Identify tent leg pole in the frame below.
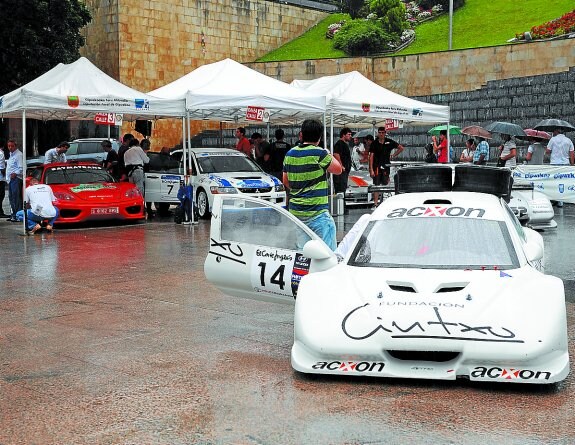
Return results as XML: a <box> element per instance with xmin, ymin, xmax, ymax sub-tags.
<box><xmin>21</xmin><ymin>110</ymin><xmax>27</xmax><ymax>234</ymax></box>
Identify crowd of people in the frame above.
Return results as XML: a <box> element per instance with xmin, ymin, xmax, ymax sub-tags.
<box><xmin>1</xmin><ymin>121</ymin><xmax>573</xmax><ymax>236</ymax></box>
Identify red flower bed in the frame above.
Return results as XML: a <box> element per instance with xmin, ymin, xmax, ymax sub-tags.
<box><xmin>530</xmin><ymin>9</ymin><xmax>575</xmax><ymax>39</ymax></box>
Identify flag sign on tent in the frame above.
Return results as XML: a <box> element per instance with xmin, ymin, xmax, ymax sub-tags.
<box><xmin>385</xmin><ymin>119</ymin><xmax>401</xmax><ymax>131</ymax></box>
<box><xmin>246</xmin><ymin>106</ymin><xmax>270</xmax><ymax>122</ymax></box>
<box><xmin>94</xmin><ymin>113</ymin><xmax>123</xmax><ymax>126</ymax></box>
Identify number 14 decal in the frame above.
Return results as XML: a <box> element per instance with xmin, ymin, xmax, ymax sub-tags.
<box><xmin>258</xmin><ymin>262</ymin><xmax>286</xmax><ymax>289</ymax></box>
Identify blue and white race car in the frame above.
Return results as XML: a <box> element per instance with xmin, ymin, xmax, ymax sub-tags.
<box><xmin>204</xmin><ymin>165</ymin><xmax>569</xmax><ymax>385</ymax></box>
<box><xmin>145</xmin><ymin>148</ymin><xmax>286</xmax><ymax>218</ymax></box>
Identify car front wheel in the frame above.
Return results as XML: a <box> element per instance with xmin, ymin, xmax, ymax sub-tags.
<box><xmin>196</xmin><ymin>189</ymin><xmax>210</xmax><ymax>219</ymax></box>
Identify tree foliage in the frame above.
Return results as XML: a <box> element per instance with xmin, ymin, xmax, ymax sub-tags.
<box><xmin>369</xmin><ymin>0</ymin><xmax>409</xmax><ymax>35</ymax></box>
<box><xmin>337</xmin><ymin>0</ymin><xmax>367</xmax><ymax>19</ymax></box>
<box><xmin>333</xmin><ymin>19</ymin><xmax>395</xmax><ymax>55</ymax></box>
<box><xmin>0</xmin><ymin>0</ymin><xmax>91</xmax><ymax>95</ymax></box>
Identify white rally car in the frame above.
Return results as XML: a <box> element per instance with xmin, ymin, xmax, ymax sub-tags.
<box><xmin>509</xmin><ymin>185</ymin><xmax>557</xmax><ymax>230</ymax></box>
<box><xmin>145</xmin><ymin>148</ymin><xmax>286</xmax><ymax>217</ymax></box>
<box><xmin>204</xmin><ymin>166</ymin><xmax>569</xmax><ymax>385</ymax></box>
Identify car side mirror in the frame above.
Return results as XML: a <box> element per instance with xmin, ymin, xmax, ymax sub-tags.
<box><xmin>524</xmin><ymin>241</ymin><xmax>543</xmax><ymax>263</ymax></box>
<box><xmin>303</xmin><ymin>240</ymin><xmax>338</xmax><ymax>273</ymax></box>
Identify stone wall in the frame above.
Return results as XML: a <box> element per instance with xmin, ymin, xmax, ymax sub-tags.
<box><xmin>80</xmin><ymin>0</ymin><xmax>328</xmax><ymax>148</ymax></box>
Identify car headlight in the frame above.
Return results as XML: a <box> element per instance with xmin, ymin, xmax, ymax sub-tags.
<box><xmin>125</xmin><ymin>188</ymin><xmax>142</xmax><ymax>198</ymax></box>
<box><xmin>274</xmin><ymin>184</ymin><xmax>285</xmax><ymax>192</ymax></box>
<box><xmin>54</xmin><ymin>191</ymin><xmax>75</xmax><ymax>201</ymax></box>
<box><xmin>210</xmin><ymin>186</ymin><xmax>237</xmax><ymax>194</ymax></box>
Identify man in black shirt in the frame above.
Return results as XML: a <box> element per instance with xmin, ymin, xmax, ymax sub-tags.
<box><xmin>333</xmin><ymin>127</ymin><xmax>352</xmax><ymax>194</ymax></box>
<box><xmin>369</xmin><ymin>127</ymin><xmax>404</xmax><ymax>207</ymax></box>
<box><xmin>101</xmin><ymin>140</ymin><xmax>119</xmax><ymax>180</ymax></box>
<box><xmin>267</xmin><ymin>129</ymin><xmax>291</xmax><ymax>180</ymax></box>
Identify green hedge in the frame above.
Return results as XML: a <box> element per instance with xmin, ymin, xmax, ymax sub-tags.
<box><xmin>333</xmin><ymin>19</ymin><xmax>395</xmax><ymax>55</ymax></box>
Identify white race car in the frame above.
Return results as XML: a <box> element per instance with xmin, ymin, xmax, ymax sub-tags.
<box><xmin>145</xmin><ymin>148</ymin><xmax>286</xmax><ymax>218</ymax></box>
<box><xmin>204</xmin><ymin>166</ymin><xmax>569</xmax><ymax>385</ymax></box>
<box><xmin>509</xmin><ymin>185</ymin><xmax>557</xmax><ymax>230</ymax></box>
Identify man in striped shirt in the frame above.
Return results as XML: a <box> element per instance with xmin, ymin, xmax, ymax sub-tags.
<box><xmin>283</xmin><ymin>119</ymin><xmax>343</xmax><ymax>251</ymax></box>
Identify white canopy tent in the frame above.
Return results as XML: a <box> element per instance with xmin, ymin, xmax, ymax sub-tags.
<box><xmin>0</xmin><ymin>57</ymin><xmax>185</xmax><ymax>231</ymax></box>
<box><xmin>0</xmin><ymin>57</ymin><xmax>185</xmax><ymax>120</ymax></box>
<box><xmin>150</xmin><ymin>58</ymin><xmax>326</xmax><ymax>123</ymax></box>
<box><xmin>291</xmin><ymin>71</ymin><xmax>449</xmax><ymax>126</ymax></box>
<box><xmin>150</xmin><ymin>58</ymin><xmax>328</xmax><ymax>223</ymax></box>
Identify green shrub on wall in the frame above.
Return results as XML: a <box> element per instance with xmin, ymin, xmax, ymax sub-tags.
<box><xmin>369</xmin><ymin>0</ymin><xmax>408</xmax><ymax>35</ymax></box>
<box><xmin>333</xmin><ymin>19</ymin><xmax>395</xmax><ymax>55</ymax></box>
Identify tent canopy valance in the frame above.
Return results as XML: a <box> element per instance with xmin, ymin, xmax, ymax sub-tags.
<box><xmin>149</xmin><ymin>58</ymin><xmax>326</xmax><ymax>124</ymax></box>
<box><xmin>291</xmin><ymin>71</ymin><xmax>449</xmax><ymax>126</ymax></box>
<box><xmin>0</xmin><ymin>57</ymin><xmax>185</xmax><ymax>120</ymax></box>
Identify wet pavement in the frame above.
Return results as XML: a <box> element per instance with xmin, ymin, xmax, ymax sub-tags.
<box><xmin>0</xmin><ymin>206</ymin><xmax>574</xmax><ymax>444</ymax></box>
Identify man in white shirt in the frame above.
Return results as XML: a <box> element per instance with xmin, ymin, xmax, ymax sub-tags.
<box><xmin>546</xmin><ymin>129</ymin><xmax>574</xmax><ymax>166</ymax></box>
<box><xmin>545</xmin><ymin>129</ymin><xmax>574</xmax><ymax>207</ymax></box>
<box><xmin>123</xmin><ymin>138</ymin><xmax>149</xmax><ymax>197</ymax></box>
<box><xmin>44</xmin><ymin>142</ymin><xmax>70</xmax><ymax>164</ymax></box>
<box><xmin>24</xmin><ymin>177</ymin><xmax>59</xmax><ymax>233</ymax></box>
<box><xmin>6</xmin><ymin>139</ymin><xmax>23</xmax><ymax>222</ymax></box>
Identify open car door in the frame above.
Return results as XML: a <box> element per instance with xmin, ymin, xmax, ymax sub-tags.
<box><xmin>204</xmin><ymin>196</ymin><xmax>334</xmax><ymax>304</ymax></box>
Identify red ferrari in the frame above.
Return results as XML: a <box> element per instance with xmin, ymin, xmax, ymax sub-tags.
<box><xmin>26</xmin><ymin>162</ymin><xmax>145</xmax><ymax>224</ymax></box>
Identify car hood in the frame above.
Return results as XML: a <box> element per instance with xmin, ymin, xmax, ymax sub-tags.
<box><xmin>296</xmin><ymin>265</ymin><xmax>565</xmax><ymax>352</ymax></box>
<box><xmin>53</xmin><ymin>183</ymin><xmax>134</xmax><ymax>201</ymax></box>
<box><xmin>207</xmin><ymin>173</ymin><xmax>281</xmax><ymax>189</ymax></box>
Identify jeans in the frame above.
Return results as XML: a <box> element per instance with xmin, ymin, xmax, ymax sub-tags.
<box><xmin>26</xmin><ymin>208</ymin><xmax>59</xmax><ymax>231</ymax></box>
<box><xmin>304</xmin><ymin>210</ymin><xmax>337</xmax><ymax>251</ymax></box>
<box><xmin>8</xmin><ymin>177</ymin><xmax>23</xmax><ymax>217</ymax></box>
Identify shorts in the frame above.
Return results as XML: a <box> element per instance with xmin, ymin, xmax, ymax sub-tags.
<box><xmin>372</xmin><ymin>167</ymin><xmax>390</xmax><ymax>186</ymax></box>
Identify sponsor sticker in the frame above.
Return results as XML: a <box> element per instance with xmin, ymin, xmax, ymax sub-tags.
<box><xmin>471</xmin><ymin>366</ymin><xmax>551</xmax><ymax>381</ymax></box>
<box><xmin>386</xmin><ymin>206</ymin><xmax>486</xmax><ymax>219</ymax></box>
<box><xmin>312</xmin><ymin>361</ymin><xmax>385</xmax><ymax>373</ymax></box>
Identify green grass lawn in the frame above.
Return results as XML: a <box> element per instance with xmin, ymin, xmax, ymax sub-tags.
<box><xmin>257</xmin><ymin>13</ymin><xmax>348</xmax><ymax>62</ymax></box>
<box><xmin>258</xmin><ymin>0</ymin><xmax>574</xmax><ymax>61</ymax></box>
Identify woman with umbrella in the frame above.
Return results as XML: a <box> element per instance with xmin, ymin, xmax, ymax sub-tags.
<box><xmin>523</xmin><ymin>129</ymin><xmax>551</xmax><ymax>165</ymax></box>
<box><xmin>498</xmin><ymin>134</ymin><xmax>517</xmax><ymax>168</ymax></box>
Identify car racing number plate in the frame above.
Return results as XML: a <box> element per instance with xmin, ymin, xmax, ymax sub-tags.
<box><xmin>250</xmin><ymin>248</ymin><xmax>310</xmax><ymax>299</ymax></box>
<box><xmin>161</xmin><ymin>175</ymin><xmax>182</xmax><ymax>200</ymax></box>
<box><xmin>91</xmin><ymin>207</ymin><xmax>119</xmax><ymax>215</ymax></box>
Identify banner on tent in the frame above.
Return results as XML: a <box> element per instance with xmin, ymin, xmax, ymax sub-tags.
<box><xmin>246</xmin><ymin>106</ymin><xmax>270</xmax><ymax>122</ymax></box>
<box><xmin>385</xmin><ymin>119</ymin><xmax>401</xmax><ymax>131</ymax></box>
<box><xmin>94</xmin><ymin>113</ymin><xmax>123</xmax><ymax>126</ymax></box>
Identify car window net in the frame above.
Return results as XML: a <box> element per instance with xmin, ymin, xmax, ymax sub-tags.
<box><xmin>198</xmin><ymin>155</ymin><xmax>260</xmax><ymax>174</ymax></box>
<box><xmin>45</xmin><ymin>167</ymin><xmax>115</xmax><ymax>184</ymax></box>
<box><xmin>349</xmin><ymin>218</ymin><xmax>519</xmax><ymax>270</ymax></box>
<box><xmin>221</xmin><ymin>198</ymin><xmax>311</xmax><ymax>250</ymax></box>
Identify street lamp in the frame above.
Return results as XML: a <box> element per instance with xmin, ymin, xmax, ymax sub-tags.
<box><xmin>448</xmin><ymin>0</ymin><xmax>453</xmax><ymax>50</ymax></box>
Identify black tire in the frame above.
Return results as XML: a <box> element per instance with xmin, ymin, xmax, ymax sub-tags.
<box><xmin>196</xmin><ymin>189</ymin><xmax>211</xmax><ymax>219</ymax></box>
<box><xmin>395</xmin><ymin>165</ymin><xmax>453</xmax><ymax>194</ymax></box>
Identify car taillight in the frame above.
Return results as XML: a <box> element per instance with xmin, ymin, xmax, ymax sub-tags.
<box><xmin>350</xmin><ymin>176</ymin><xmax>369</xmax><ymax>187</ymax></box>
<box><xmin>54</xmin><ymin>191</ymin><xmax>75</xmax><ymax>201</ymax></box>
<box><xmin>125</xmin><ymin>188</ymin><xmax>142</xmax><ymax>198</ymax></box>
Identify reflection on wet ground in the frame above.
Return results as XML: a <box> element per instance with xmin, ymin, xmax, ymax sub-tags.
<box><xmin>0</xmin><ymin>206</ymin><xmax>573</xmax><ymax>444</ymax></box>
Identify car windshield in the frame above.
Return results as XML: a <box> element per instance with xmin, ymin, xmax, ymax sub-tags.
<box><xmin>197</xmin><ymin>154</ymin><xmax>261</xmax><ymax>174</ymax></box>
<box><xmin>44</xmin><ymin>166</ymin><xmax>115</xmax><ymax>184</ymax></box>
<box><xmin>348</xmin><ymin>217</ymin><xmax>519</xmax><ymax>270</ymax></box>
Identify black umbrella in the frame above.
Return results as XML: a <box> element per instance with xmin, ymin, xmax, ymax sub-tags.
<box><xmin>484</xmin><ymin>121</ymin><xmax>527</xmax><ymax>137</ymax></box>
<box><xmin>533</xmin><ymin>118</ymin><xmax>575</xmax><ymax>133</ymax></box>
<box><xmin>353</xmin><ymin>129</ymin><xmax>375</xmax><ymax>138</ymax></box>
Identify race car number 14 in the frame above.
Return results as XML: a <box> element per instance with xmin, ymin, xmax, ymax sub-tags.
<box><xmin>250</xmin><ymin>248</ymin><xmax>295</xmax><ymax>298</ymax></box>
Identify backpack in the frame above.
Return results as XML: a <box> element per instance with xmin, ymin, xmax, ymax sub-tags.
<box><xmin>424</xmin><ymin>143</ymin><xmax>437</xmax><ymax>163</ymax></box>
